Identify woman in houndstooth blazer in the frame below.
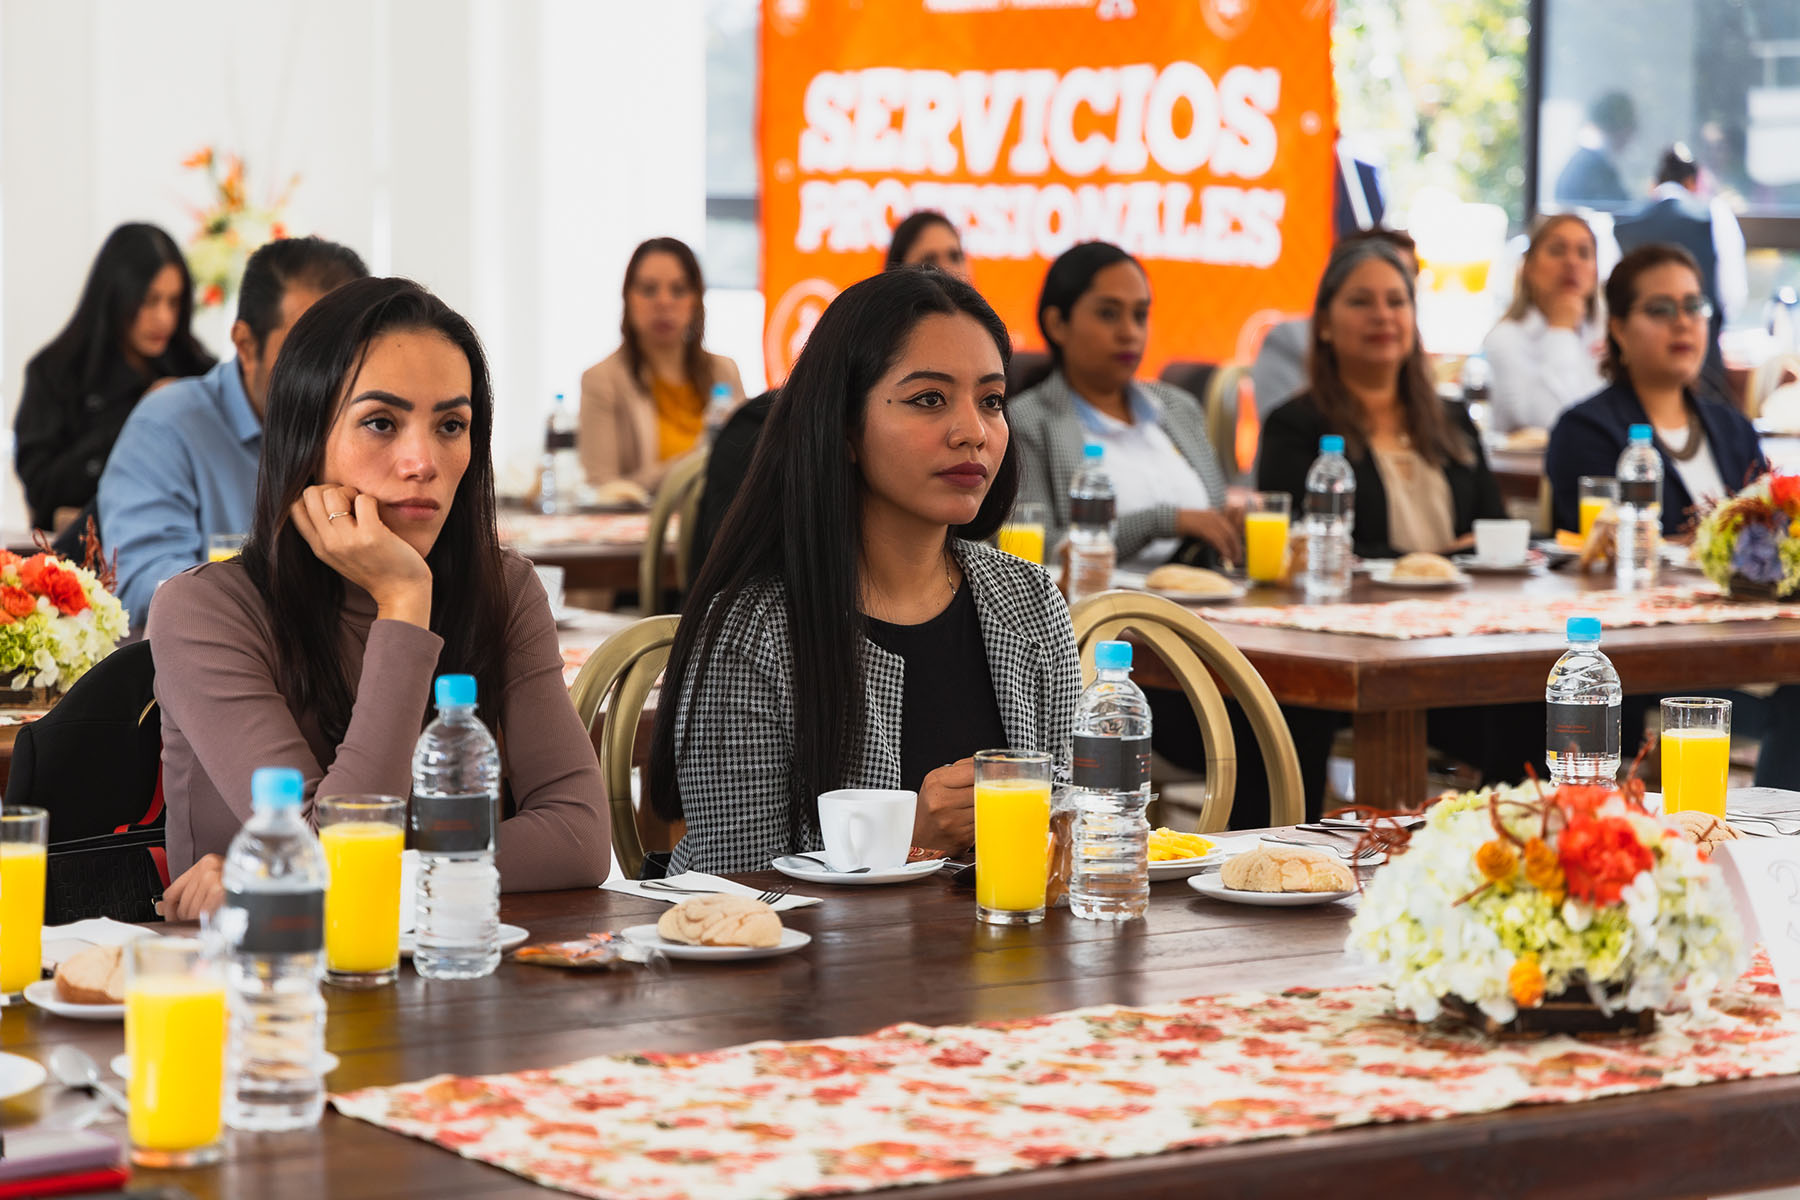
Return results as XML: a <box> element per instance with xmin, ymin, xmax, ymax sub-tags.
<box><xmin>648</xmin><ymin>268</ymin><xmax>1081</xmax><ymax>876</ymax></box>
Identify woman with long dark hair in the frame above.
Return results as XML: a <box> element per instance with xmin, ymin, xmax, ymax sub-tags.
<box><xmin>14</xmin><ymin>222</ymin><xmax>214</xmax><ymax>529</ymax></box>
<box><xmin>650</xmin><ymin>268</ymin><xmax>1080</xmax><ymax>875</ymax></box>
<box><xmin>150</xmin><ymin>277</ymin><xmax>609</xmax><ymax>918</ymax></box>
<box><xmin>579</xmin><ymin>237</ymin><xmax>745</xmax><ymax>490</ymax></box>
<box><xmin>885</xmin><ymin>211</ymin><xmax>972</xmax><ymax>282</ymax></box>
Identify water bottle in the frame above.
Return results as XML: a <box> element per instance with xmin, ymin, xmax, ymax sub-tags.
<box><xmin>1068</xmin><ymin>640</ymin><xmax>1152</xmax><ymax>921</ymax></box>
<box><xmin>221</xmin><ymin>766</ymin><xmax>328</xmax><ymax>1132</ymax></box>
<box><xmin>1615</xmin><ymin>424</ymin><xmax>1661</xmax><ymax>590</ymax></box>
<box><xmin>704</xmin><ymin>381</ymin><xmax>735</xmax><ymax>440</ymax></box>
<box><xmin>1067</xmin><ymin>443</ymin><xmax>1116</xmax><ymax>606</ymax></box>
<box><xmin>1545</xmin><ymin>617</ymin><xmax>1622</xmax><ymax>786</ymax></box>
<box><xmin>1303</xmin><ymin>435</ymin><xmax>1356</xmax><ymax>602</ymax></box>
<box><xmin>411</xmin><ymin>674</ymin><xmax>502</xmax><ymax>981</ymax></box>
<box><xmin>536</xmin><ymin>392</ymin><xmax>579</xmax><ymax>515</ymax></box>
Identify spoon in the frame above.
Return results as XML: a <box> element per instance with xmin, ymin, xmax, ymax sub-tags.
<box><xmin>793</xmin><ymin>853</ymin><xmax>872</xmax><ymax>874</ymax></box>
<box><xmin>48</xmin><ymin>1045</ymin><xmax>129</xmax><ymax>1116</ymax></box>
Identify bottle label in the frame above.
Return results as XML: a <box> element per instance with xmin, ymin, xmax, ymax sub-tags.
<box><xmin>412</xmin><ymin>792</ymin><xmax>497</xmax><ymax>854</ymax></box>
<box><xmin>225</xmin><ymin>888</ymin><xmax>323</xmax><ymax>955</ymax></box>
<box><xmin>545</xmin><ymin>430</ymin><xmax>576</xmax><ymax>452</ymax></box>
<box><xmin>1304</xmin><ymin>491</ymin><xmax>1350</xmax><ymax>518</ymax></box>
<box><xmin>1546</xmin><ymin>702</ymin><xmax>1621</xmax><ymax>759</ymax></box>
<box><xmin>1069</xmin><ymin>496</ymin><xmax>1115</xmax><ymax>526</ymax></box>
<box><xmin>1071</xmin><ymin>733</ymin><xmax>1151</xmax><ymax>791</ymax></box>
<box><xmin>1619</xmin><ymin>479</ymin><xmax>1658</xmax><ymax>507</ymax></box>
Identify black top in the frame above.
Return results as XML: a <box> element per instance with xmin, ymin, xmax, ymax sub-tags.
<box><xmin>13</xmin><ymin>354</ymin><xmax>154</xmax><ymax>530</ymax></box>
<box><xmin>691</xmin><ymin>389</ymin><xmax>775</xmax><ymax>575</ymax></box>
<box><xmin>1256</xmin><ymin>392</ymin><xmax>1506</xmax><ymax>558</ymax></box>
<box><xmin>865</xmin><ymin>582</ymin><xmax>1007</xmax><ymax>795</ymax></box>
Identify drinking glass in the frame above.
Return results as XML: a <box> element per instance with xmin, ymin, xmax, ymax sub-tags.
<box><xmin>206</xmin><ymin>533</ymin><xmax>246</xmax><ymax>563</ymax></box>
<box><xmin>1244</xmin><ymin>493</ymin><xmax>1291</xmax><ymax>583</ymax></box>
<box><xmin>1661</xmin><ymin>697</ymin><xmax>1731</xmax><ymax>819</ymax></box>
<box><xmin>1578</xmin><ymin>477</ymin><xmax>1618</xmax><ymax>543</ymax></box>
<box><xmin>0</xmin><ymin>806</ymin><xmax>48</xmax><ymax>1003</ymax></box>
<box><xmin>996</xmin><ymin>502</ymin><xmax>1049</xmax><ymax>565</ymax></box>
<box><xmin>127</xmin><ymin>936</ymin><xmax>227</xmax><ymax>1167</ymax></box>
<box><xmin>318</xmin><ymin>794</ymin><xmax>406</xmax><ymax>988</ymax></box>
<box><xmin>974</xmin><ymin>750</ymin><xmax>1053</xmax><ymax>925</ymax></box>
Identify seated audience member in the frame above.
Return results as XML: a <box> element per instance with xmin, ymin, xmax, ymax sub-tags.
<box><xmin>1260</xmin><ymin>239</ymin><xmax>1505</xmax><ymax>558</ymax></box>
<box><xmin>1008</xmin><ymin>241</ymin><xmax>1239</xmax><ymax>571</ymax></box>
<box><xmin>884</xmin><ymin>211</ymin><xmax>973</xmax><ymax>282</ymax></box>
<box><xmin>1546</xmin><ymin>243</ymin><xmax>1763</xmax><ymax>536</ymax></box>
<box><xmin>580</xmin><ymin>237</ymin><xmax>745</xmax><ymax>491</ymax></box>
<box><xmin>1482</xmin><ymin>214</ymin><xmax>1606</xmax><ymax>434</ymax></box>
<box><xmin>100</xmin><ymin>236</ymin><xmax>368</xmax><ymax>627</ymax></box>
<box><xmin>151</xmin><ymin>277</ymin><xmax>611</xmax><ymax>918</ymax></box>
<box><xmin>14</xmin><ymin>223</ymin><xmax>215</xmax><ymax>531</ymax></box>
<box><xmin>651</xmin><ymin>269</ymin><xmax>1081</xmax><ymax>874</ymax></box>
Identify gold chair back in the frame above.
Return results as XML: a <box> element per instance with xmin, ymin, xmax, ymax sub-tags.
<box><xmin>1067</xmin><ymin>590</ymin><xmax>1302</xmax><ymax>831</ymax></box>
<box><xmin>640</xmin><ymin>448</ymin><xmax>709</xmax><ymax>614</ymax></box>
<box><xmin>1202</xmin><ymin>364</ymin><xmax>1249</xmax><ymax>479</ymax></box>
<box><xmin>568</xmin><ymin>614</ymin><xmax>681</xmax><ymax>880</ymax></box>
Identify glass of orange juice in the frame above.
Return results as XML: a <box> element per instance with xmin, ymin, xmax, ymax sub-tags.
<box><xmin>974</xmin><ymin>750</ymin><xmax>1053</xmax><ymax>925</ymax></box>
<box><xmin>127</xmin><ymin>936</ymin><xmax>227</xmax><ymax>1167</ymax></box>
<box><xmin>206</xmin><ymin>532</ymin><xmax>246</xmax><ymax>563</ymax></box>
<box><xmin>1661</xmin><ymin>697</ymin><xmax>1731</xmax><ymax>819</ymax></box>
<box><xmin>996</xmin><ymin>502</ymin><xmax>1048</xmax><ymax>565</ymax></box>
<box><xmin>1</xmin><ymin>806</ymin><xmax>48</xmax><ymax>1004</ymax></box>
<box><xmin>318</xmin><ymin>794</ymin><xmax>406</xmax><ymax>988</ymax></box>
<box><xmin>1244</xmin><ymin>493</ymin><xmax>1291</xmax><ymax>583</ymax></box>
<box><xmin>1578</xmin><ymin>477</ymin><xmax>1618</xmax><ymax>543</ymax></box>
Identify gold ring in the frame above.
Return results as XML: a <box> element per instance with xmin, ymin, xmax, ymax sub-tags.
<box><xmin>326</xmin><ymin>511</ymin><xmax>351</xmax><ymax>521</ymax></box>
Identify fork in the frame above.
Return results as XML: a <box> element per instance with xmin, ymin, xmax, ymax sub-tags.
<box><xmin>1263</xmin><ymin>835</ymin><xmax>1383</xmax><ymax>864</ymax></box>
<box><xmin>641</xmin><ymin>880</ymin><xmax>794</xmax><ymax>906</ymax></box>
<box><xmin>1726</xmin><ymin>813</ymin><xmax>1800</xmax><ymax>835</ymax></box>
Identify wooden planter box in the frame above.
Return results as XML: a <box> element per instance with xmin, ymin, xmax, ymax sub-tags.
<box><xmin>1445</xmin><ymin>991</ymin><xmax>1657</xmax><ymax>1040</ymax></box>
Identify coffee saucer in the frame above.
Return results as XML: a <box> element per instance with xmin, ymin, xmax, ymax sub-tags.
<box><xmin>770</xmin><ymin>856</ymin><xmax>948</xmax><ymax>886</ymax></box>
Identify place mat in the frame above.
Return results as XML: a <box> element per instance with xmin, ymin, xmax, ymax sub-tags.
<box><xmin>332</xmin><ymin>957</ymin><xmax>1800</xmax><ymax>1200</ymax></box>
<box><xmin>1200</xmin><ymin>585</ymin><xmax>1800</xmax><ymax>640</ymax></box>
<box><xmin>499</xmin><ymin>512</ymin><xmax>654</xmax><ymax>549</ymax></box>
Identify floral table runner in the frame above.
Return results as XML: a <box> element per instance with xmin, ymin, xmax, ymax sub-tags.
<box><xmin>1199</xmin><ymin>585</ymin><xmax>1800</xmax><ymax>640</ymax></box>
<box><xmin>332</xmin><ymin>960</ymin><xmax>1800</xmax><ymax>1200</ymax></box>
<box><xmin>499</xmin><ymin>512</ymin><xmax>653</xmax><ymax>549</ymax></box>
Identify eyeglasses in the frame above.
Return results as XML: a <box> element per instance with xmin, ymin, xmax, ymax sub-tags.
<box><xmin>1633</xmin><ymin>295</ymin><xmax>1714</xmax><ymax>323</ymax></box>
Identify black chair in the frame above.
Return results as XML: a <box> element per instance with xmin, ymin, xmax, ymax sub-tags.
<box><xmin>1007</xmin><ymin>350</ymin><xmax>1054</xmax><ymax>397</ymax></box>
<box><xmin>1158</xmin><ymin>359</ymin><xmax>1218</xmax><ymax>404</ymax></box>
<box><xmin>48</xmin><ymin>498</ymin><xmax>101</xmax><ymax>563</ymax></box>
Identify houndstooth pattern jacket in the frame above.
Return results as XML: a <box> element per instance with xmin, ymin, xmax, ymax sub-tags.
<box><xmin>666</xmin><ymin>539</ymin><xmax>1081</xmax><ymax>875</ymax></box>
<box><xmin>1007</xmin><ymin>368</ymin><xmax>1230</xmax><ymax>559</ymax></box>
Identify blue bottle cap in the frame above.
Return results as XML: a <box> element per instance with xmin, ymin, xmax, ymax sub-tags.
<box><xmin>1319</xmin><ymin>435</ymin><xmax>1345</xmax><ymax>454</ymax></box>
<box><xmin>1095</xmin><ymin>640</ymin><xmax>1132</xmax><ymax>671</ymax></box>
<box><xmin>250</xmin><ymin>766</ymin><xmax>304</xmax><ymax>813</ymax></box>
<box><xmin>1083</xmin><ymin>442</ymin><xmax>1104</xmax><ymax>459</ymax></box>
<box><xmin>435</xmin><ymin>674</ymin><xmax>478</xmax><ymax>708</ymax></box>
<box><xmin>1566</xmin><ymin>617</ymin><xmax>1602</xmax><ymax>642</ymax></box>
<box><xmin>1628</xmin><ymin>424</ymin><xmax>1653</xmax><ymax>445</ymax></box>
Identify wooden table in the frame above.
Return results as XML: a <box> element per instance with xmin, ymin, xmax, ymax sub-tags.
<box><xmin>6</xmin><ymin>872</ymin><xmax>1800</xmax><ymax>1198</ymax></box>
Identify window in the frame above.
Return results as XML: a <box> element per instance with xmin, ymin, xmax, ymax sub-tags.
<box><xmin>704</xmin><ymin>0</ymin><xmax>759</xmax><ymax>290</ymax></box>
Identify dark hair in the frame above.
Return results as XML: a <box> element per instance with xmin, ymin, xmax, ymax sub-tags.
<box><xmin>239</xmin><ymin>277</ymin><xmax>507</xmax><ymax>745</ymax></box>
<box><xmin>1589</xmin><ymin>91</ymin><xmax>1637</xmax><ymax>138</ymax></box>
<box><xmin>885</xmin><ymin>211</ymin><xmax>960</xmax><ymax>271</ymax></box>
<box><xmin>1306</xmin><ymin>239</ymin><xmax>1470</xmax><ymax>468</ymax></box>
<box><xmin>236</xmin><ymin>237</ymin><xmax>369</xmax><ymax>350</ymax></box>
<box><xmin>1340</xmin><ymin>226</ymin><xmax>1418</xmax><ymax>271</ymax></box>
<box><xmin>1655</xmin><ymin>142</ymin><xmax>1699</xmax><ymax>188</ymax></box>
<box><xmin>1504</xmin><ymin>213</ymin><xmax>1599</xmax><ymax>323</ymax></box>
<box><xmin>649</xmin><ymin>268</ymin><xmax>1015</xmax><ymax>836</ymax></box>
<box><xmin>620</xmin><ymin>237</ymin><xmax>713</xmax><ymax>399</ymax></box>
<box><xmin>35</xmin><ymin>222</ymin><xmax>214</xmax><ymax>393</ymax></box>
<box><xmin>1035</xmin><ymin>241</ymin><xmax>1144</xmax><ymax>367</ymax></box>
<box><xmin>1600</xmin><ymin>243</ymin><xmax>1704</xmax><ymax>384</ymax></box>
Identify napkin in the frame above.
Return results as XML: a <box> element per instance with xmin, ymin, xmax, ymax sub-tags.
<box><xmin>602</xmin><ymin>871</ymin><xmax>821</xmax><ymax>912</ymax></box>
<box><xmin>40</xmin><ymin>917</ymin><xmax>159</xmax><ymax>971</ymax></box>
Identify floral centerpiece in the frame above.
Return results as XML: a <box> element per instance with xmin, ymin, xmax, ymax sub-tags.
<box><xmin>1346</xmin><ymin>781</ymin><xmax>1743</xmax><ymax>1031</ymax></box>
<box><xmin>0</xmin><ymin>540</ymin><xmax>129</xmax><ymax>695</ymax></box>
<box><xmin>182</xmin><ymin>147</ymin><xmax>298</xmax><ymax>310</ymax></box>
<box><xmin>1692</xmin><ymin>470</ymin><xmax>1800</xmax><ymax>599</ymax></box>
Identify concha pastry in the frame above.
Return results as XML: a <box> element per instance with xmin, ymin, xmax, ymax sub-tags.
<box><xmin>53</xmin><ymin>943</ymin><xmax>126</xmax><ymax>1005</ymax></box>
<box><xmin>1144</xmin><ymin>564</ymin><xmax>1238</xmax><ymax>596</ymax></box>
<box><xmin>1390</xmin><ymin>552</ymin><xmax>1460</xmax><ymax>581</ymax></box>
<box><xmin>1666</xmin><ymin>809</ymin><xmax>1741</xmax><ymax>854</ymax></box>
<box><xmin>1219</xmin><ymin>844</ymin><xmax>1355</xmax><ymax>893</ymax></box>
<box><xmin>655</xmin><ymin>894</ymin><xmax>783</xmax><ymax>948</ymax></box>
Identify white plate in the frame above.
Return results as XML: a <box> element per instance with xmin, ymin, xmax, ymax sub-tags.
<box><xmin>1148</xmin><ymin>833</ymin><xmax>1263</xmax><ymax>881</ymax></box>
<box><xmin>1366</xmin><ymin>565</ymin><xmax>1468</xmax><ymax>589</ymax></box>
<box><xmin>770</xmin><ymin>856</ymin><xmax>947</xmax><ymax>885</ymax></box>
<box><xmin>620</xmin><ymin>924</ymin><xmax>811</xmax><ymax>962</ymax></box>
<box><xmin>0</xmin><ymin>1052</ymin><xmax>47</xmax><ymax>1101</ymax></box>
<box><xmin>1147</xmin><ymin>583</ymin><xmax>1248</xmax><ymax>603</ymax></box>
<box><xmin>23</xmin><ymin>979</ymin><xmax>123</xmax><ymax>1021</ymax></box>
<box><xmin>1187</xmin><ymin>873</ymin><xmax>1356</xmax><ymax>907</ymax></box>
<box><xmin>1451</xmin><ymin>552</ymin><xmax>1545</xmax><ymax>576</ymax></box>
<box><xmin>111</xmin><ymin>1051</ymin><xmax>340</xmax><ymax>1080</ymax></box>
<box><xmin>399</xmin><ymin>924</ymin><xmax>529</xmax><ymax>959</ymax></box>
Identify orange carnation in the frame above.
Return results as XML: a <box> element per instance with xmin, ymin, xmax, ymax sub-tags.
<box><xmin>1475</xmin><ymin>838</ymin><xmax>1518</xmax><ymax>884</ymax></box>
<box><xmin>40</xmin><ymin>566</ymin><xmax>87</xmax><ymax>616</ymax></box>
<box><xmin>0</xmin><ymin>586</ymin><xmax>35</xmax><ymax>619</ymax></box>
<box><xmin>1509</xmin><ymin>955</ymin><xmax>1546</xmax><ymax>1008</ymax></box>
<box><xmin>14</xmin><ymin>553</ymin><xmax>53</xmax><ymax>593</ymax></box>
<box><xmin>1559</xmin><ymin>816</ymin><xmax>1653</xmax><ymax>906</ymax></box>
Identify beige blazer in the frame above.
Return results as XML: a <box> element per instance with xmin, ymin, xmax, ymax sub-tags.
<box><xmin>578</xmin><ymin>348</ymin><xmax>746</xmax><ymax>490</ymax></box>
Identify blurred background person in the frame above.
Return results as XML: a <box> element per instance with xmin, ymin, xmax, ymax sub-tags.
<box><xmin>13</xmin><ymin>222</ymin><xmax>214</xmax><ymax>532</ymax></box>
<box><xmin>883</xmin><ymin>211</ymin><xmax>972</xmax><ymax>283</ymax></box>
<box><xmin>1482</xmin><ymin>214</ymin><xmax>1605</xmax><ymax>433</ymax></box>
<box><xmin>1553</xmin><ymin>91</ymin><xmax>1637</xmax><ymax>210</ymax></box>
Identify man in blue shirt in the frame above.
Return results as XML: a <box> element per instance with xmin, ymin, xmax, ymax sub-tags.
<box><xmin>99</xmin><ymin>237</ymin><xmax>367</xmax><ymax>627</ymax></box>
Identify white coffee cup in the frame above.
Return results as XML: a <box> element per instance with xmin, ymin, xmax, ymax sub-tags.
<box><xmin>816</xmin><ymin>789</ymin><xmax>914</xmax><ymax>872</ymax></box>
<box><xmin>1473</xmin><ymin>518</ymin><xmax>1530</xmax><ymax>566</ymax></box>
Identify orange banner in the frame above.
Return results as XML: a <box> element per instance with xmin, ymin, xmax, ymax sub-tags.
<box><xmin>760</xmin><ymin>0</ymin><xmax>1337</xmax><ymax>384</ymax></box>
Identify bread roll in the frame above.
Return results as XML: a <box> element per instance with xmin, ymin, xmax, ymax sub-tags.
<box><xmin>1144</xmin><ymin>564</ymin><xmax>1237</xmax><ymax>596</ymax></box>
<box><xmin>655</xmin><ymin>894</ymin><xmax>783</xmax><ymax>948</ymax></box>
<box><xmin>1667</xmin><ymin>809</ymin><xmax>1742</xmax><ymax>854</ymax></box>
<box><xmin>1390</xmin><ymin>552</ymin><xmax>1459</xmax><ymax>581</ymax></box>
<box><xmin>53</xmin><ymin>943</ymin><xmax>126</xmax><ymax>1005</ymax></box>
<box><xmin>1219</xmin><ymin>844</ymin><xmax>1355</xmax><ymax>893</ymax></box>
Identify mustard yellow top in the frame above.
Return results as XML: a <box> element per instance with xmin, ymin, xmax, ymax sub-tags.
<box><xmin>651</xmin><ymin>377</ymin><xmax>704</xmax><ymax>462</ymax></box>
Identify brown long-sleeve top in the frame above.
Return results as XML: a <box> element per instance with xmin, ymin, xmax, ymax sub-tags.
<box><xmin>147</xmin><ymin>549</ymin><xmax>611</xmax><ymax>890</ymax></box>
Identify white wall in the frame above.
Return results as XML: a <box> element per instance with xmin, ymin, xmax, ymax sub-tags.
<box><xmin>0</xmin><ymin>0</ymin><xmax>753</xmax><ymax>527</ymax></box>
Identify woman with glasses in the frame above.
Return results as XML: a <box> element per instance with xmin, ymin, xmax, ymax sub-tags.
<box><xmin>1546</xmin><ymin>243</ymin><xmax>1763</xmax><ymax>537</ymax></box>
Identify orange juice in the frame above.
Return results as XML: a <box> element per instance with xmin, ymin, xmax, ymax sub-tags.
<box><xmin>321</xmin><ymin>821</ymin><xmax>404</xmax><ymax>973</ymax></box>
<box><xmin>975</xmin><ymin>778</ymin><xmax>1052</xmax><ymax>913</ymax></box>
<box><xmin>127</xmin><ymin>977</ymin><xmax>226</xmax><ymax>1152</ymax></box>
<box><xmin>1662</xmin><ymin>728</ymin><xmax>1729</xmax><ymax>818</ymax></box>
<box><xmin>1245</xmin><ymin>511</ymin><xmax>1289</xmax><ymax>582</ymax></box>
<box><xmin>1579</xmin><ymin>496</ymin><xmax>1609</xmax><ymax>542</ymax></box>
<box><xmin>1</xmin><ymin>842</ymin><xmax>46</xmax><ymax>994</ymax></box>
<box><xmin>996</xmin><ymin>523</ymin><xmax>1046</xmax><ymax>565</ymax></box>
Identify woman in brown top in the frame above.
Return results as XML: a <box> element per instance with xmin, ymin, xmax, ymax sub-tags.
<box><xmin>151</xmin><ymin>277</ymin><xmax>611</xmax><ymax>918</ymax></box>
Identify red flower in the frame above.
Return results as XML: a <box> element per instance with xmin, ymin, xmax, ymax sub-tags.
<box><xmin>1558</xmin><ymin>816</ymin><xmax>1653</xmax><ymax>905</ymax></box>
<box><xmin>39</xmin><ymin>565</ymin><xmax>87</xmax><ymax>616</ymax></box>
<box><xmin>202</xmin><ymin>283</ymin><xmax>225</xmax><ymax>307</ymax></box>
<box><xmin>15</xmin><ymin>554</ymin><xmax>53</xmax><ymax>593</ymax></box>
<box><xmin>0</xmin><ymin>586</ymin><xmax>34</xmax><ymax>619</ymax></box>
<box><xmin>1772</xmin><ymin>472</ymin><xmax>1800</xmax><ymax>513</ymax></box>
